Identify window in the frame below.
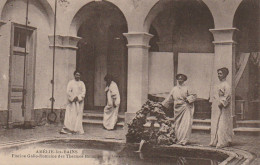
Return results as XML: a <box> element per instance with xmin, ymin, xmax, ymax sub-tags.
<box><xmin>14</xmin><ymin>27</ymin><xmax>28</xmax><ymax>48</ymax></box>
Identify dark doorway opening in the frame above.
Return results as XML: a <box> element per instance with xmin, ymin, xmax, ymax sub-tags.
<box><xmin>76</xmin><ymin>2</ymin><xmax>128</xmax><ymax>112</ymax></box>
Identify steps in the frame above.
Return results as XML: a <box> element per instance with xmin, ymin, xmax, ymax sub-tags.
<box><xmin>192</xmin><ymin>119</ymin><xmax>260</xmax><ymax>135</ymax></box>
<box><xmin>236</xmin><ymin>120</ymin><xmax>260</xmax><ymax>128</ymax></box>
<box><xmin>83</xmin><ymin>110</ymin><xmax>260</xmax><ymax>136</ymax></box>
<box><xmin>82</xmin><ymin>110</ymin><xmax>125</xmax><ymax>129</ymax></box>
<box><xmin>192</xmin><ymin>119</ymin><xmax>211</xmax><ymax>133</ymax></box>
<box><xmin>142</xmin><ymin>118</ymin><xmax>260</xmax><ymax>135</ymax></box>
<box><xmin>83</xmin><ymin>110</ymin><xmax>211</xmax><ymax>132</ymax></box>
<box><xmin>144</xmin><ymin>117</ymin><xmax>211</xmax><ymax>133</ymax></box>
<box><xmin>234</xmin><ymin>120</ymin><xmax>260</xmax><ymax>136</ymax></box>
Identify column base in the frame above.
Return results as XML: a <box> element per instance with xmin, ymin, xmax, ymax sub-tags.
<box><xmin>5</xmin><ymin>121</ymin><xmax>36</xmax><ymax>129</ymax></box>
<box><xmin>23</xmin><ymin>121</ymin><xmax>36</xmax><ymax>129</ymax></box>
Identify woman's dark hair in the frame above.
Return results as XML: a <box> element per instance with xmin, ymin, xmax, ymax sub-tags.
<box><xmin>74</xmin><ymin>70</ymin><xmax>81</xmax><ymax>75</ymax></box>
<box><xmin>217</xmin><ymin>67</ymin><xmax>229</xmax><ymax>77</ymax></box>
<box><xmin>104</xmin><ymin>74</ymin><xmax>113</xmax><ymax>82</ymax></box>
<box><xmin>176</xmin><ymin>73</ymin><xmax>188</xmax><ymax>81</ymax></box>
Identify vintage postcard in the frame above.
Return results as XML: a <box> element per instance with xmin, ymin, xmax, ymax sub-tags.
<box><xmin>0</xmin><ymin>0</ymin><xmax>259</xmax><ymax>164</ymax></box>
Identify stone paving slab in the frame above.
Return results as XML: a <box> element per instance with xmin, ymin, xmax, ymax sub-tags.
<box><xmin>0</xmin><ymin>124</ymin><xmax>259</xmax><ymax>164</ymax></box>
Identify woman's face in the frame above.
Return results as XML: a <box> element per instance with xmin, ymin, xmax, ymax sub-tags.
<box><xmin>177</xmin><ymin>78</ymin><xmax>184</xmax><ymax>85</ymax></box>
<box><xmin>105</xmin><ymin>78</ymin><xmax>111</xmax><ymax>85</ymax></box>
<box><xmin>74</xmin><ymin>72</ymin><xmax>81</xmax><ymax>81</ymax></box>
<box><xmin>218</xmin><ymin>70</ymin><xmax>225</xmax><ymax>81</ymax></box>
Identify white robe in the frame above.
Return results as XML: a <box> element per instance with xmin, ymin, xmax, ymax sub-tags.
<box><xmin>103</xmin><ymin>81</ymin><xmax>120</xmax><ymax>130</ymax></box>
<box><xmin>63</xmin><ymin>79</ymin><xmax>86</xmax><ymax>134</ymax></box>
<box><xmin>210</xmin><ymin>80</ymin><xmax>233</xmax><ymax>148</ymax></box>
<box><xmin>162</xmin><ymin>84</ymin><xmax>196</xmax><ymax>145</ymax></box>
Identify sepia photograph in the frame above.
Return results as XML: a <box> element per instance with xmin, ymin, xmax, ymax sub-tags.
<box><xmin>0</xmin><ymin>0</ymin><xmax>259</xmax><ymax>164</ymax></box>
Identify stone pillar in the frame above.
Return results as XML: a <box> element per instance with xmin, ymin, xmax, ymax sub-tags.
<box><xmin>123</xmin><ymin>32</ymin><xmax>153</xmax><ymax>124</ymax></box>
<box><xmin>0</xmin><ymin>20</ymin><xmax>8</xmax><ymax>126</ymax></box>
<box><xmin>210</xmin><ymin>28</ymin><xmax>238</xmax><ymax>127</ymax></box>
<box><xmin>48</xmin><ymin>35</ymin><xmax>81</xmax><ymax>109</ymax></box>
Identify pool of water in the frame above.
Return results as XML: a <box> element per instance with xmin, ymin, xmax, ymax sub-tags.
<box><xmin>0</xmin><ymin>139</ymin><xmax>227</xmax><ymax>165</ymax></box>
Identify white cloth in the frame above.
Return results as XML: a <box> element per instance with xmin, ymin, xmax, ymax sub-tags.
<box><xmin>63</xmin><ymin>79</ymin><xmax>86</xmax><ymax>134</ymax></box>
<box><xmin>162</xmin><ymin>84</ymin><xmax>196</xmax><ymax>145</ymax></box>
<box><xmin>210</xmin><ymin>80</ymin><xmax>233</xmax><ymax>148</ymax></box>
<box><xmin>103</xmin><ymin>81</ymin><xmax>120</xmax><ymax>130</ymax></box>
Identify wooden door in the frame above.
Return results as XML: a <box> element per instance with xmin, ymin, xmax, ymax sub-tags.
<box><xmin>9</xmin><ymin>24</ymin><xmax>36</xmax><ymax>123</ymax></box>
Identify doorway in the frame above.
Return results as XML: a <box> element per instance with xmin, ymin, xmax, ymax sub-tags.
<box><xmin>8</xmin><ymin>23</ymin><xmax>36</xmax><ymax>124</ymax></box>
<box><xmin>76</xmin><ymin>2</ymin><xmax>128</xmax><ymax>112</ymax></box>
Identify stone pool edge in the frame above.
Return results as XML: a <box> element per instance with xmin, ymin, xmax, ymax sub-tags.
<box><xmin>0</xmin><ymin>137</ymin><xmax>256</xmax><ymax>165</ymax></box>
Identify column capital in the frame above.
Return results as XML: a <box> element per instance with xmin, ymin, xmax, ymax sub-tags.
<box><xmin>123</xmin><ymin>32</ymin><xmax>153</xmax><ymax>49</ymax></box>
<box><xmin>209</xmin><ymin>28</ymin><xmax>239</xmax><ymax>45</ymax></box>
<box><xmin>48</xmin><ymin>34</ymin><xmax>81</xmax><ymax>50</ymax></box>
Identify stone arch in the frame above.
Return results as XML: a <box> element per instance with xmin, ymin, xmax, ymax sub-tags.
<box><xmin>144</xmin><ymin>0</ymin><xmax>215</xmax><ymax>116</ymax></box>
<box><xmin>144</xmin><ymin>0</ymin><xmax>214</xmax><ymax>53</ymax></box>
<box><xmin>71</xmin><ymin>0</ymin><xmax>128</xmax><ymax>112</ymax></box>
<box><xmin>143</xmin><ymin>0</ymin><xmax>215</xmax><ymax>33</ymax></box>
<box><xmin>69</xmin><ymin>1</ymin><xmax>128</xmax><ymax>36</ymax></box>
<box><xmin>233</xmin><ymin>0</ymin><xmax>260</xmax><ymax>120</ymax></box>
<box><xmin>0</xmin><ymin>0</ymin><xmax>54</xmax><ymax>28</ymax></box>
<box><xmin>233</xmin><ymin>0</ymin><xmax>260</xmax><ymax>52</ymax></box>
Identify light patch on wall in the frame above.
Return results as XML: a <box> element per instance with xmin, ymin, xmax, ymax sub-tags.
<box><xmin>178</xmin><ymin>53</ymin><xmax>214</xmax><ymax>99</ymax></box>
<box><xmin>2</xmin><ymin>74</ymin><xmax>7</xmax><ymax>80</ymax></box>
<box><xmin>149</xmin><ymin>52</ymin><xmax>174</xmax><ymax>94</ymax></box>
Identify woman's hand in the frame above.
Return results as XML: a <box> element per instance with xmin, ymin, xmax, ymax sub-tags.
<box><xmin>186</xmin><ymin>94</ymin><xmax>197</xmax><ymax>103</ymax></box>
<box><xmin>73</xmin><ymin>96</ymin><xmax>78</xmax><ymax>102</ymax></box>
<box><xmin>113</xmin><ymin>103</ymin><xmax>116</xmax><ymax>108</ymax></box>
<box><xmin>112</xmin><ymin>100</ymin><xmax>117</xmax><ymax>108</ymax></box>
<box><xmin>218</xmin><ymin>103</ymin><xmax>223</xmax><ymax>109</ymax></box>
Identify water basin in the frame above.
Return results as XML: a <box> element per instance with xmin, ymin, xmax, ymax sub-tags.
<box><xmin>0</xmin><ymin>139</ymin><xmax>228</xmax><ymax>165</ymax></box>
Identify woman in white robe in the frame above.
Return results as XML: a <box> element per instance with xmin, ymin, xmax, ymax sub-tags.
<box><xmin>60</xmin><ymin>71</ymin><xmax>86</xmax><ymax>134</ymax></box>
<box><xmin>162</xmin><ymin>74</ymin><xmax>197</xmax><ymax>145</ymax></box>
<box><xmin>103</xmin><ymin>75</ymin><xmax>120</xmax><ymax>130</ymax></box>
<box><xmin>209</xmin><ymin>67</ymin><xmax>232</xmax><ymax>148</ymax></box>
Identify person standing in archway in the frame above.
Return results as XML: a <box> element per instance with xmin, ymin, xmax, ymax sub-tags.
<box><xmin>103</xmin><ymin>74</ymin><xmax>120</xmax><ymax>130</ymax></box>
<box><xmin>60</xmin><ymin>70</ymin><xmax>86</xmax><ymax>134</ymax></box>
<box><xmin>209</xmin><ymin>67</ymin><xmax>232</xmax><ymax>148</ymax></box>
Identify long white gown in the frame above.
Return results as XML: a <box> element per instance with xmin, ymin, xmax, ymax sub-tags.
<box><xmin>63</xmin><ymin>79</ymin><xmax>86</xmax><ymax>134</ymax></box>
<box><xmin>103</xmin><ymin>81</ymin><xmax>120</xmax><ymax>130</ymax></box>
<box><xmin>162</xmin><ymin>84</ymin><xmax>196</xmax><ymax>145</ymax></box>
<box><xmin>210</xmin><ymin>80</ymin><xmax>232</xmax><ymax>148</ymax></box>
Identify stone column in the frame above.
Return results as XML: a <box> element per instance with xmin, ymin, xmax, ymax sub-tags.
<box><xmin>0</xmin><ymin>20</ymin><xmax>8</xmax><ymax>126</ymax></box>
<box><xmin>123</xmin><ymin>32</ymin><xmax>153</xmax><ymax>124</ymax></box>
<box><xmin>210</xmin><ymin>28</ymin><xmax>238</xmax><ymax>126</ymax></box>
